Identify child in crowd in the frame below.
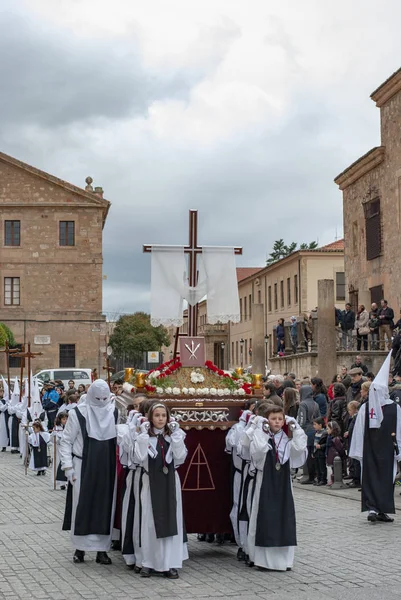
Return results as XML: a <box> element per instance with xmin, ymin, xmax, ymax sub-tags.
<box><xmin>51</xmin><ymin>412</ymin><xmax>68</xmax><ymax>489</ymax></box>
<box><xmin>325</xmin><ymin>420</ymin><xmax>345</xmax><ymax>487</ymax></box>
<box><xmin>247</xmin><ymin>406</ymin><xmax>307</xmax><ymax>571</ymax></box>
<box><xmin>28</xmin><ymin>420</ymin><xmax>50</xmax><ymax>476</ymax></box>
<box><xmin>344</xmin><ymin>401</ymin><xmax>361</xmax><ymax>488</ymax></box>
<box><xmin>312</xmin><ymin>417</ymin><xmax>328</xmax><ymax>486</ymax></box>
<box><xmin>133</xmin><ymin>403</ymin><xmax>188</xmax><ymax>579</ymax></box>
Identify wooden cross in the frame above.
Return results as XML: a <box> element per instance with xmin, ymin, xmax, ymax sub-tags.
<box><xmin>12</xmin><ymin>343</ymin><xmax>42</xmax><ymax>406</ymax></box>
<box><xmin>103</xmin><ymin>357</ymin><xmax>115</xmax><ymax>390</ymax></box>
<box><xmin>144</xmin><ymin>209</ymin><xmax>242</xmax><ymax>339</ymax></box>
<box><xmin>0</xmin><ymin>341</ymin><xmax>19</xmax><ymax>390</ymax></box>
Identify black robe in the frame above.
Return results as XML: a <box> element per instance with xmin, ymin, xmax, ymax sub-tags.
<box><xmin>9</xmin><ymin>413</ymin><xmax>19</xmax><ymax>448</ymax></box>
<box><xmin>255</xmin><ymin>438</ymin><xmax>297</xmax><ymax>548</ymax></box>
<box><xmin>63</xmin><ymin>407</ymin><xmax>117</xmax><ymax>535</ymax></box>
<box><xmin>122</xmin><ymin>472</ymin><xmax>136</xmax><ymax>556</ymax></box>
<box><xmin>31</xmin><ymin>434</ymin><xmax>49</xmax><ymax>470</ymax></box>
<box><xmin>361</xmin><ymin>402</ymin><xmax>397</xmax><ymax>514</ymax></box>
<box><xmin>0</xmin><ymin>399</ymin><xmax>9</xmax><ymax>445</ymax></box>
<box><xmin>148</xmin><ymin>435</ymin><xmax>178</xmax><ymax>539</ymax></box>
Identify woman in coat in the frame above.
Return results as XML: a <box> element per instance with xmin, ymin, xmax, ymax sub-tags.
<box><xmin>355</xmin><ymin>304</ymin><xmax>369</xmax><ymax>352</ymax></box>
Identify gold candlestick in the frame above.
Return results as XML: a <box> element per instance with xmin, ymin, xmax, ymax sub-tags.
<box><xmin>235</xmin><ymin>367</ymin><xmax>243</xmax><ymax>376</ymax></box>
<box><xmin>252</xmin><ymin>374</ymin><xmax>263</xmax><ymax>389</ymax></box>
<box><xmin>135</xmin><ymin>372</ymin><xmax>146</xmax><ymax>388</ymax></box>
<box><xmin>124</xmin><ymin>368</ymin><xmax>134</xmax><ymax>382</ymax></box>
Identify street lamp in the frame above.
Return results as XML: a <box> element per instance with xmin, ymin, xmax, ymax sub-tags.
<box><xmin>220</xmin><ymin>342</ymin><xmax>225</xmax><ymax>370</ymax></box>
<box><xmin>264</xmin><ymin>334</ymin><xmax>269</xmax><ymax>373</ymax></box>
<box><xmin>240</xmin><ymin>338</ymin><xmax>244</xmax><ymax>368</ymax></box>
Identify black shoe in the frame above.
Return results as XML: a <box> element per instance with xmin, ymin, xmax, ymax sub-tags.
<box><xmin>11</xmin><ymin>449</ymin><xmax>19</xmax><ymax>454</ymax></box>
<box><xmin>133</xmin><ymin>565</ymin><xmax>141</xmax><ymax>573</ymax></box>
<box><xmin>237</xmin><ymin>547</ymin><xmax>246</xmax><ymax>561</ymax></box>
<box><xmin>205</xmin><ymin>534</ymin><xmax>215</xmax><ymax>543</ymax></box>
<box><xmin>41</xmin><ymin>470</ymin><xmax>46</xmax><ymax>475</ymax></box>
<box><xmin>96</xmin><ymin>552</ymin><xmax>112</xmax><ymax>565</ymax></box>
<box><xmin>164</xmin><ymin>568</ymin><xmax>179</xmax><ymax>579</ymax></box>
<box><xmin>1</xmin><ymin>447</ymin><xmax>6</xmax><ymax>452</ymax></box>
<box><xmin>197</xmin><ymin>534</ymin><xmax>206</xmax><ymax>541</ymax></box>
<box><xmin>377</xmin><ymin>513</ymin><xmax>394</xmax><ymax>523</ymax></box>
<box><xmin>300</xmin><ymin>480</ymin><xmax>314</xmax><ymax>485</ymax></box>
<box><xmin>73</xmin><ymin>550</ymin><xmax>85</xmax><ymax>563</ymax></box>
<box><xmin>111</xmin><ymin>540</ymin><xmax>121</xmax><ymax>551</ymax></box>
<box><xmin>140</xmin><ymin>567</ymin><xmax>151</xmax><ymax>578</ymax></box>
<box><xmin>367</xmin><ymin>512</ymin><xmax>377</xmax><ymax>523</ymax></box>
<box><xmin>286</xmin><ymin>567</ymin><xmax>292</xmax><ymax>571</ymax></box>
<box><xmin>247</xmin><ymin>561</ymin><xmax>254</xmax><ymax>568</ymax></box>
<box><xmin>317</xmin><ymin>481</ymin><xmax>327</xmax><ymax>486</ymax></box>
<box><xmin>36</xmin><ymin>471</ymin><xmax>41</xmax><ymax>476</ymax></box>
<box><xmin>60</xmin><ymin>485</ymin><xmax>66</xmax><ymax>490</ymax></box>
<box><xmin>346</xmin><ymin>482</ymin><xmax>360</xmax><ymax>488</ymax></box>
<box><xmin>216</xmin><ymin>534</ymin><xmax>224</xmax><ymax>545</ymax></box>
<box><xmin>257</xmin><ymin>566</ymin><xmax>268</xmax><ymax>571</ymax></box>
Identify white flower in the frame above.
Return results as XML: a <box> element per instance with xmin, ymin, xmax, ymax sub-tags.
<box><xmin>172</xmin><ymin>387</ymin><xmax>181</xmax><ymax>395</ymax></box>
<box><xmin>188</xmin><ymin>387</ymin><xmax>196</xmax><ymax>395</ymax></box>
<box><xmin>217</xmin><ymin>389</ymin><xmax>224</xmax><ymax>396</ymax></box>
<box><xmin>223</xmin><ymin>388</ymin><xmax>230</xmax><ymax>396</ymax></box>
<box><xmin>156</xmin><ymin>387</ymin><xmax>163</xmax><ymax>394</ymax></box>
<box><xmin>209</xmin><ymin>387</ymin><xmax>217</xmax><ymax>395</ymax></box>
<box><xmin>238</xmin><ymin>388</ymin><xmax>246</xmax><ymax>396</ymax></box>
<box><xmin>202</xmin><ymin>388</ymin><xmax>209</xmax><ymax>395</ymax></box>
<box><xmin>182</xmin><ymin>387</ymin><xmax>189</xmax><ymax>394</ymax></box>
<box><xmin>165</xmin><ymin>387</ymin><xmax>172</xmax><ymax>394</ymax></box>
<box><xmin>190</xmin><ymin>371</ymin><xmax>205</xmax><ymax>384</ymax></box>
<box><xmin>233</xmin><ymin>389</ymin><xmax>239</xmax><ymax>395</ymax></box>
<box><xmin>149</xmin><ymin>370</ymin><xmax>160</xmax><ymax>380</ymax></box>
<box><xmin>196</xmin><ymin>388</ymin><xmax>203</xmax><ymax>395</ymax></box>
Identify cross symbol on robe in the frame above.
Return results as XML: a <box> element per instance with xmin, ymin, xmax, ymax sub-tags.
<box><xmin>143</xmin><ymin>209</ymin><xmax>242</xmax><ymax>338</ymax></box>
<box><xmin>370</xmin><ymin>407</ymin><xmax>376</xmax><ymax>419</ymax></box>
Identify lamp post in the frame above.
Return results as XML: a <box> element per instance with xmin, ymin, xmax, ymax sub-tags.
<box><xmin>220</xmin><ymin>342</ymin><xmax>225</xmax><ymax>370</ymax></box>
<box><xmin>240</xmin><ymin>338</ymin><xmax>244</xmax><ymax>368</ymax></box>
<box><xmin>264</xmin><ymin>334</ymin><xmax>269</xmax><ymax>374</ymax></box>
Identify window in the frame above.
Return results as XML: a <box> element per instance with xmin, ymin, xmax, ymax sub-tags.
<box><xmin>240</xmin><ymin>298</ymin><xmax>243</xmax><ymax>322</ymax></box>
<box><xmin>232</xmin><ymin>342</ymin><xmax>234</xmax><ymax>365</ymax></box>
<box><xmin>370</xmin><ymin>285</ymin><xmax>383</xmax><ymax>306</ymax></box>
<box><xmin>59</xmin><ymin>344</ymin><xmax>76</xmax><ymax>368</ymax></box>
<box><xmin>4</xmin><ymin>277</ymin><xmax>20</xmax><ymax>305</ymax></box>
<box><xmin>5</xmin><ymin>221</ymin><xmax>20</xmax><ymax>246</ymax></box>
<box><xmin>280</xmin><ymin>280</ymin><xmax>284</xmax><ymax>308</ymax></box>
<box><xmin>244</xmin><ymin>297</ymin><xmax>247</xmax><ymax>320</ymax></box>
<box><xmin>249</xmin><ymin>294</ymin><xmax>252</xmax><ymax>319</ymax></box>
<box><xmin>54</xmin><ymin>370</ymin><xmax>90</xmax><ymax>380</ymax></box>
<box><xmin>363</xmin><ymin>198</ymin><xmax>381</xmax><ymax>260</ymax></box>
<box><xmin>287</xmin><ymin>277</ymin><xmax>291</xmax><ymax>306</ymax></box>
<box><xmin>336</xmin><ymin>272</ymin><xmax>346</xmax><ymax>301</ymax></box>
<box><xmin>9</xmin><ymin>344</ymin><xmax>22</xmax><ymax>368</ymax></box>
<box><xmin>294</xmin><ymin>275</ymin><xmax>298</xmax><ymax>304</ymax></box>
<box><xmin>249</xmin><ymin>338</ymin><xmax>252</xmax><ymax>356</ymax></box>
<box><xmin>235</xmin><ymin>341</ymin><xmax>238</xmax><ymax>364</ymax></box>
<box><xmin>258</xmin><ymin>290</ymin><xmax>261</xmax><ymax>304</ymax></box>
<box><xmin>59</xmin><ymin>221</ymin><xmax>75</xmax><ymax>246</ymax></box>
<box><xmin>274</xmin><ymin>283</ymin><xmax>278</xmax><ymax>310</ymax></box>
<box><xmin>268</xmin><ymin>286</ymin><xmax>272</xmax><ymax>312</ymax></box>
<box><xmin>244</xmin><ymin>339</ymin><xmax>248</xmax><ymax>361</ymax></box>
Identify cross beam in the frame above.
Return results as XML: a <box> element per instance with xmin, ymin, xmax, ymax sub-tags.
<box><xmin>0</xmin><ymin>342</ymin><xmax>19</xmax><ymax>390</ymax></box>
<box><xmin>143</xmin><ymin>209</ymin><xmax>242</xmax><ymax>337</ymax></box>
<box><xmin>13</xmin><ymin>343</ymin><xmax>42</xmax><ymax>406</ymax></box>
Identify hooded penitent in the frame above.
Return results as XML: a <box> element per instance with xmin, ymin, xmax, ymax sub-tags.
<box><xmin>85</xmin><ymin>379</ymin><xmax>115</xmax><ymax>441</ymax></box>
<box><xmin>368</xmin><ymin>350</ymin><xmax>392</xmax><ymax>428</ymax></box>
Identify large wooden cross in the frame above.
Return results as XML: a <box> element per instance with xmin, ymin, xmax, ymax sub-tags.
<box><xmin>12</xmin><ymin>343</ymin><xmax>42</xmax><ymax>406</ymax></box>
<box><xmin>144</xmin><ymin>209</ymin><xmax>242</xmax><ymax>340</ymax></box>
<box><xmin>0</xmin><ymin>341</ymin><xmax>19</xmax><ymax>390</ymax></box>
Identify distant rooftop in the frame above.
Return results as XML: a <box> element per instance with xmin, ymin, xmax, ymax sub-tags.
<box><xmin>236</xmin><ymin>267</ymin><xmax>262</xmax><ymax>282</ymax></box>
<box><xmin>317</xmin><ymin>239</ymin><xmax>344</xmax><ymax>251</ymax></box>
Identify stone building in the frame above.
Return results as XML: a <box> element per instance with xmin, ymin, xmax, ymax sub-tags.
<box><xmin>229</xmin><ymin>242</ymin><xmax>345</xmax><ymax>368</ymax></box>
<box><xmin>335</xmin><ymin>68</ymin><xmax>401</xmax><ymax>314</ymax></box>
<box><xmin>0</xmin><ymin>151</ymin><xmax>110</xmax><ymax>376</ymax></box>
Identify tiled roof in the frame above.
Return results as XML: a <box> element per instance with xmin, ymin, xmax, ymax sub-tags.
<box><xmin>236</xmin><ymin>267</ymin><xmax>262</xmax><ymax>282</ymax></box>
<box><xmin>318</xmin><ymin>239</ymin><xmax>344</xmax><ymax>251</ymax></box>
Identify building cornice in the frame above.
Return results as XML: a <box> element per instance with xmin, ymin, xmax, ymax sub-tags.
<box><xmin>371</xmin><ymin>67</ymin><xmax>401</xmax><ymax>107</ymax></box>
<box><xmin>334</xmin><ymin>146</ymin><xmax>385</xmax><ymax>190</ymax></box>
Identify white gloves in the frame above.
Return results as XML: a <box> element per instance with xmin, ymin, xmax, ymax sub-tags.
<box><xmin>285</xmin><ymin>416</ymin><xmax>299</xmax><ymax>430</ymax></box>
<box><xmin>168</xmin><ymin>420</ymin><xmax>180</xmax><ymax>433</ymax></box>
<box><xmin>140</xmin><ymin>420</ymin><xmax>150</xmax><ymax>434</ymax></box>
<box><xmin>65</xmin><ymin>469</ymin><xmax>76</xmax><ymax>484</ymax></box>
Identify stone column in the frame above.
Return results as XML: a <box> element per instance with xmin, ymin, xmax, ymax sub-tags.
<box><xmin>311</xmin><ymin>311</ymin><xmax>318</xmax><ymax>353</ymax></box>
<box><xmin>284</xmin><ymin>320</ymin><xmax>292</xmax><ymax>354</ymax></box>
<box><xmin>296</xmin><ymin>316</ymin><xmax>306</xmax><ymax>353</ymax></box>
<box><xmin>317</xmin><ymin>280</ymin><xmax>337</xmax><ymax>384</ymax></box>
<box><xmin>252</xmin><ymin>304</ymin><xmax>265</xmax><ymax>374</ymax></box>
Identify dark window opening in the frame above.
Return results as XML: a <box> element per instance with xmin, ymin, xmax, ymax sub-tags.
<box><xmin>59</xmin><ymin>344</ymin><xmax>76</xmax><ymax>368</ymax></box>
<box><xmin>59</xmin><ymin>221</ymin><xmax>75</xmax><ymax>246</ymax></box>
<box><xmin>5</xmin><ymin>221</ymin><xmax>20</xmax><ymax>246</ymax></box>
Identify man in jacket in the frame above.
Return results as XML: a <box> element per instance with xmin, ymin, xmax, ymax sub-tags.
<box><xmin>346</xmin><ymin>368</ymin><xmax>363</xmax><ymax>404</ymax></box>
<box><xmin>42</xmin><ymin>382</ymin><xmax>60</xmax><ymax>430</ymax></box>
<box><xmin>379</xmin><ymin>300</ymin><xmax>394</xmax><ymax>351</ymax></box>
<box><xmin>297</xmin><ymin>385</ymin><xmax>320</xmax><ymax>484</ymax></box>
<box><xmin>368</xmin><ymin>303</ymin><xmax>380</xmax><ymax>351</ymax></box>
<box><xmin>350</xmin><ymin>355</ymin><xmax>368</xmax><ymax>375</ymax></box>
<box><xmin>341</xmin><ymin>303</ymin><xmax>355</xmax><ymax>350</ymax></box>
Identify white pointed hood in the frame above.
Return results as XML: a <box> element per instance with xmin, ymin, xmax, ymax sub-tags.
<box><xmin>369</xmin><ymin>350</ymin><xmax>392</xmax><ymax>428</ymax></box>
<box><xmin>84</xmin><ymin>379</ymin><xmax>116</xmax><ymax>441</ymax></box>
<box><xmin>1</xmin><ymin>376</ymin><xmax>9</xmax><ymax>403</ymax></box>
<box><xmin>30</xmin><ymin>379</ymin><xmax>43</xmax><ymax>420</ymax></box>
<box><xmin>9</xmin><ymin>377</ymin><xmax>20</xmax><ymax>407</ymax></box>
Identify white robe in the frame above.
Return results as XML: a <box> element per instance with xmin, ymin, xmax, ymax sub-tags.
<box><xmin>0</xmin><ymin>400</ymin><xmax>9</xmax><ymax>447</ymax></box>
<box><xmin>226</xmin><ymin>420</ymin><xmax>247</xmax><ymax>549</ymax></box>
<box><xmin>50</xmin><ymin>427</ymin><xmax>66</xmax><ymax>487</ymax></box>
<box><xmin>133</xmin><ymin>428</ymin><xmax>188</xmax><ymax>572</ymax></box>
<box><xmin>59</xmin><ymin>406</ymin><xmax>117</xmax><ymax>552</ymax></box>
<box><xmin>28</xmin><ymin>431</ymin><xmax>50</xmax><ymax>470</ymax></box>
<box><xmin>248</xmin><ymin>425</ymin><xmax>307</xmax><ymax>571</ymax></box>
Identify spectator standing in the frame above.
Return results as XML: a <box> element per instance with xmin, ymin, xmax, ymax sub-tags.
<box><xmin>359</xmin><ymin>381</ymin><xmax>371</xmax><ymax>404</ymax></box>
<box><xmin>326</xmin><ymin>421</ymin><xmax>346</xmax><ymax>487</ymax></box>
<box><xmin>42</xmin><ymin>382</ymin><xmax>60</xmax><ymax>430</ymax></box>
<box><xmin>312</xmin><ymin>417</ymin><xmax>328</xmax><ymax>486</ymax></box>
<box><xmin>263</xmin><ymin>383</ymin><xmax>283</xmax><ymax>407</ymax></box>
<box><xmin>346</xmin><ymin>368</ymin><xmax>363</xmax><ymax>404</ymax></box>
<box><xmin>368</xmin><ymin>303</ymin><xmax>380</xmax><ymax>350</ymax></box>
<box><xmin>67</xmin><ymin>380</ymin><xmax>77</xmax><ymax>393</ymax></box>
<box><xmin>327</xmin><ymin>383</ymin><xmax>348</xmax><ymax>436</ymax></box>
<box><xmin>355</xmin><ymin>305</ymin><xmax>370</xmax><ymax>351</ymax></box>
<box><xmin>290</xmin><ymin>316</ymin><xmax>298</xmax><ymax>354</ymax></box>
<box><xmin>283</xmin><ymin>387</ymin><xmax>299</xmax><ymax>419</ymax></box>
<box><xmin>276</xmin><ymin>319</ymin><xmax>285</xmax><ymax>354</ymax></box>
<box><xmin>350</xmin><ymin>355</ymin><xmax>368</xmax><ymax>375</ymax></box>
<box><xmin>272</xmin><ymin>375</ymin><xmax>284</xmax><ymax>398</ymax></box>
<box><xmin>310</xmin><ymin>377</ymin><xmax>328</xmax><ymax>418</ymax></box>
<box><xmin>341</xmin><ymin>303</ymin><xmax>355</xmax><ymax>350</ymax></box>
<box><xmin>378</xmin><ymin>299</ymin><xmax>394</xmax><ymax>350</ymax></box>
<box><xmin>297</xmin><ymin>385</ymin><xmax>320</xmax><ymax>484</ymax></box>
<box><xmin>344</xmin><ymin>401</ymin><xmax>361</xmax><ymax>489</ymax></box>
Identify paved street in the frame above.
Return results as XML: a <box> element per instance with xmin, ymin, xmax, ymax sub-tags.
<box><xmin>1</xmin><ymin>449</ymin><xmax>401</xmax><ymax>600</ymax></box>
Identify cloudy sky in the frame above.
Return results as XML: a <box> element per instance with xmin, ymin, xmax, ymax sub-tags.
<box><xmin>1</xmin><ymin>0</ymin><xmax>400</xmax><ymax>316</ymax></box>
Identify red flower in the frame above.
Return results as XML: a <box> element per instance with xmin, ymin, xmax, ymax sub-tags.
<box><xmin>223</xmin><ymin>373</ymin><xmax>231</xmax><ymax>378</ymax></box>
<box><xmin>217</xmin><ymin>370</ymin><xmax>225</xmax><ymax>376</ymax></box>
<box><xmin>165</xmin><ymin>369</ymin><xmax>172</xmax><ymax>376</ymax></box>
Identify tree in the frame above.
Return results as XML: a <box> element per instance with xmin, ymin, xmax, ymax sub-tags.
<box><xmin>266</xmin><ymin>240</ymin><xmax>318</xmax><ymax>265</ymax></box>
<box><xmin>109</xmin><ymin>312</ymin><xmax>170</xmax><ymax>367</ymax></box>
<box><xmin>0</xmin><ymin>323</ymin><xmax>16</xmax><ymax>347</ymax></box>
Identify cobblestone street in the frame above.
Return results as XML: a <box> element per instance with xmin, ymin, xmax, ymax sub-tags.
<box><xmin>1</xmin><ymin>450</ymin><xmax>400</xmax><ymax>600</ymax></box>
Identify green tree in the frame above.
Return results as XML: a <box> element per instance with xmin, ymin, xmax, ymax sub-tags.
<box><xmin>266</xmin><ymin>240</ymin><xmax>318</xmax><ymax>265</ymax></box>
<box><xmin>109</xmin><ymin>312</ymin><xmax>170</xmax><ymax>367</ymax></box>
<box><xmin>0</xmin><ymin>323</ymin><xmax>16</xmax><ymax>347</ymax></box>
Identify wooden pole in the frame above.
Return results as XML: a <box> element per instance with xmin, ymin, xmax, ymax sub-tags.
<box><xmin>27</xmin><ymin>343</ymin><xmax>31</xmax><ymax>408</ymax></box>
<box><xmin>24</xmin><ymin>429</ymin><xmax>29</xmax><ymax>476</ymax></box>
<box><xmin>19</xmin><ymin>344</ymin><xmax>25</xmax><ymax>402</ymax></box>
<box><xmin>53</xmin><ymin>435</ymin><xmax>57</xmax><ymax>490</ymax></box>
<box><xmin>6</xmin><ymin>341</ymin><xmax>10</xmax><ymax>391</ymax></box>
